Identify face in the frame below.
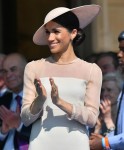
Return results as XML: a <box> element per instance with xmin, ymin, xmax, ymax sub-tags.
<box><xmin>97</xmin><ymin>56</ymin><xmax>116</xmax><ymax>75</ymax></box>
<box><xmin>45</xmin><ymin>21</ymin><xmax>77</xmax><ymax>54</ymax></box>
<box><xmin>101</xmin><ymin>80</ymin><xmax>120</xmax><ymax>105</ymax></box>
<box><xmin>2</xmin><ymin>55</ymin><xmax>25</xmax><ymax>93</ymax></box>
<box><xmin>117</xmin><ymin>40</ymin><xmax>124</xmax><ymax>73</ymax></box>
<box><xmin>0</xmin><ymin>57</ymin><xmax>6</xmax><ymax>90</ymax></box>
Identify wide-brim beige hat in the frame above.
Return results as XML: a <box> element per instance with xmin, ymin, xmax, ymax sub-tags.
<box><xmin>33</xmin><ymin>4</ymin><xmax>101</xmax><ymax>45</ymax></box>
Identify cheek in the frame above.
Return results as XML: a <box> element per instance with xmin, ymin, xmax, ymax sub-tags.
<box><xmin>17</xmin><ymin>74</ymin><xmax>23</xmax><ymax>81</ymax></box>
<box><xmin>113</xmin><ymin>90</ymin><xmax>120</xmax><ymax>98</ymax></box>
<box><xmin>60</xmin><ymin>32</ymin><xmax>71</xmax><ymax>43</ymax></box>
<box><xmin>15</xmin><ymin>72</ymin><xmax>23</xmax><ymax>81</ymax></box>
<box><xmin>110</xmin><ymin>91</ymin><xmax>118</xmax><ymax>100</ymax></box>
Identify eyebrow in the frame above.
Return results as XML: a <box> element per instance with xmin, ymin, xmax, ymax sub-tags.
<box><xmin>4</xmin><ymin>66</ymin><xmax>17</xmax><ymax>71</ymax></box>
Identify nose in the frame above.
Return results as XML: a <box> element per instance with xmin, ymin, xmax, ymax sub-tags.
<box><xmin>48</xmin><ymin>33</ymin><xmax>55</xmax><ymax>42</ymax></box>
<box><xmin>117</xmin><ymin>51</ymin><xmax>123</xmax><ymax>58</ymax></box>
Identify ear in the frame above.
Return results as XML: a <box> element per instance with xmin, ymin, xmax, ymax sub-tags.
<box><xmin>71</xmin><ymin>29</ymin><xmax>77</xmax><ymax>40</ymax></box>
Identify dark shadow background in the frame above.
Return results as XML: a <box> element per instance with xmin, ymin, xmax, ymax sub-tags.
<box><xmin>0</xmin><ymin>0</ymin><xmax>92</xmax><ymax>61</ymax></box>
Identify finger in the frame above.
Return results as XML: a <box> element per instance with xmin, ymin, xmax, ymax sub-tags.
<box><xmin>0</xmin><ymin>107</ymin><xmax>9</xmax><ymax>121</ymax></box>
<box><xmin>49</xmin><ymin>78</ymin><xmax>54</xmax><ymax>86</ymax></box>
<box><xmin>106</xmin><ymin>98</ymin><xmax>111</xmax><ymax>106</ymax></box>
<box><xmin>99</xmin><ymin>104</ymin><xmax>103</xmax><ymax>111</ymax></box>
<box><xmin>91</xmin><ymin>133</ymin><xmax>97</xmax><ymax>136</ymax></box>
<box><xmin>16</xmin><ymin>105</ymin><xmax>21</xmax><ymax>114</ymax></box>
<box><xmin>89</xmin><ymin>136</ymin><xmax>95</xmax><ymax>140</ymax></box>
<box><xmin>0</xmin><ymin>105</ymin><xmax>10</xmax><ymax>116</ymax></box>
<box><xmin>101</xmin><ymin>100</ymin><xmax>106</xmax><ymax>108</ymax></box>
<box><xmin>91</xmin><ymin>133</ymin><xmax>103</xmax><ymax>138</ymax></box>
<box><xmin>34</xmin><ymin>78</ymin><xmax>43</xmax><ymax>94</ymax></box>
<box><xmin>49</xmin><ymin>78</ymin><xmax>57</xmax><ymax>92</ymax></box>
<box><xmin>34</xmin><ymin>78</ymin><xmax>42</xmax><ymax>87</ymax></box>
<box><xmin>91</xmin><ymin>133</ymin><xmax>101</xmax><ymax>137</ymax></box>
<box><xmin>34</xmin><ymin>78</ymin><xmax>37</xmax><ymax>85</ymax></box>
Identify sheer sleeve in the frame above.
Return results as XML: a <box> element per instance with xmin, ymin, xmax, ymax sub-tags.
<box><xmin>70</xmin><ymin>63</ymin><xmax>102</xmax><ymax>127</ymax></box>
<box><xmin>21</xmin><ymin>61</ymin><xmax>43</xmax><ymax>126</ymax></box>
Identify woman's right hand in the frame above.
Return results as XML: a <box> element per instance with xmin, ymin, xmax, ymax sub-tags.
<box><xmin>100</xmin><ymin>98</ymin><xmax>111</xmax><ymax>120</ymax></box>
<box><xmin>34</xmin><ymin>78</ymin><xmax>47</xmax><ymax>102</ymax></box>
<box><xmin>100</xmin><ymin>98</ymin><xmax>115</xmax><ymax>130</ymax></box>
<box><xmin>30</xmin><ymin>78</ymin><xmax>47</xmax><ymax>115</ymax></box>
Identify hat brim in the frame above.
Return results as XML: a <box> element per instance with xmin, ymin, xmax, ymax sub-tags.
<box><xmin>33</xmin><ymin>5</ymin><xmax>101</xmax><ymax>45</ymax></box>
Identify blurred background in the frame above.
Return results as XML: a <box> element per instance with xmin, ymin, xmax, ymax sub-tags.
<box><xmin>0</xmin><ymin>0</ymin><xmax>124</xmax><ymax>61</ymax></box>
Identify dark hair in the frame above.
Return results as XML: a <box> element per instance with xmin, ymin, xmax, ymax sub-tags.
<box><xmin>53</xmin><ymin>11</ymin><xmax>85</xmax><ymax>46</ymax></box>
<box><xmin>118</xmin><ymin>31</ymin><xmax>124</xmax><ymax>42</ymax></box>
<box><xmin>95</xmin><ymin>51</ymin><xmax>119</xmax><ymax>69</ymax></box>
<box><xmin>85</xmin><ymin>53</ymin><xmax>99</xmax><ymax>63</ymax></box>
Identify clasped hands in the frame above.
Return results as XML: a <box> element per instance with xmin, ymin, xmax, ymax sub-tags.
<box><xmin>0</xmin><ymin>105</ymin><xmax>21</xmax><ymax>134</ymax></box>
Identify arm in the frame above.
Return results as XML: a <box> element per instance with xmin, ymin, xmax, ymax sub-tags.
<box><xmin>100</xmin><ymin>99</ymin><xmax>115</xmax><ymax>132</ymax></box>
<box><xmin>90</xmin><ymin>133</ymin><xmax>124</xmax><ymax>150</ymax></box>
<box><xmin>21</xmin><ymin>62</ymin><xmax>45</xmax><ymax>126</ymax></box>
<box><xmin>71</xmin><ymin>64</ymin><xmax>102</xmax><ymax>127</ymax></box>
<box><xmin>30</xmin><ymin>78</ymin><xmax>46</xmax><ymax>115</ymax></box>
<box><xmin>108</xmin><ymin>133</ymin><xmax>124</xmax><ymax>149</ymax></box>
<box><xmin>94</xmin><ymin>116</ymin><xmax>103</xmax><ymax>134</ymax></box>
<box><xmin>49</xmin><ymin>78</ymin><xmax>73</xmax><ymax>118</ymax></box>
<box><xmin>93</xmin><ymin>98</ymin><xmax>115</xmax><ymax>135</ymax></box>
<box><xmin>50</xmin><ymin>64</ymin><xmax>102</xmax><ymax>127</ymax></box>
<box><xmin>90</xmin><ymin>99</ymin><xmax>120</xmax><ymax>150</ymax></box>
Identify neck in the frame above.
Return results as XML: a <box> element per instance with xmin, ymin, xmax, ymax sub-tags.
<box><xmin>10</xmin><ymin>85</ymin><xmax>23</xmax><ymax>94</ymax></box>
<box><xmin>52</xmin><ymin>46</ymin><xmax>77</xmax><ymax>64</ymax></box>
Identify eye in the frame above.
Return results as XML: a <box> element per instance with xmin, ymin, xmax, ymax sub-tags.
<box><xmin>107</xmin><ymin>88</ymin><xmax>112</xmax><ymax>92</ymax></box>
<box><xmin>45</xmin><ymin>30</ymin><xmax>50</xmax><ymax>35</ymax></box>
<box><xmin>10</xmin><ymin>66</ymin><xmax>18</xmax><ymax>73</ymax></box>
<box><xmin>2</xmin><ymin>69</ymin><xmax>7</xmax><ymax>75</ymax></box>
<box><xmin>55</xmin><ymin>30</ymin><xmax>59</xmax><ymax>33</ymax></box>
<box><xmin>53</xmin><ymin>29</ymin><xmax>60</xmax><ymax>34</ymax></box>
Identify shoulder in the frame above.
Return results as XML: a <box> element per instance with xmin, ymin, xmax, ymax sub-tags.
<box><xmin>79</xmin><ymin>59</ymin><xmax>102</xmax><ymax>73</ymax></box>
<box><xmin>25</xmin><ymin>58</ymin><xmax>46</xmax><ymax>71</ymax></box>
<box><xmin>92</xmin><ymin>63</ymin><xmax>102</xmax><ymax>73</ymax></box>
<box><xmin>26</xmin><ymin>58</ymin><xmax>45</xmax><ymax>67</ymax></box>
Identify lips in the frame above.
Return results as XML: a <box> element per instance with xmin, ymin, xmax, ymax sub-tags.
<box><xmin>51</xmin><ymin>42</ymin><xmax>58</xmax><ymax>45</ymax></box>
<box><xmin>49</xmin><ymin>43</ymin><xmax>59</xmax><ymax>49</ymax></box>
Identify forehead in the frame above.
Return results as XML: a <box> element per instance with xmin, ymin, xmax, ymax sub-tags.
<box><xmin>119</xmin><ymin>40</ymin><xmax>124</xmax><ymax>47</ymax></box>
<box><xmin>97</xmin><ymin>56</ymin><xmax>113</xmax><ymax>64</ymax></box>
<box><xmin>45</xmin><ymin>21</ymin><xmax>64</xmax><ymax>29</ymax></box>
<box><xmin>3</xmin><ymin>56</ymin><xmax>20</xmax><ymax>69</ymax></box>
<box><xmin>102</xmin><ymin>80</ymin><xmax>117</xmax><ymax>87</ymax></box>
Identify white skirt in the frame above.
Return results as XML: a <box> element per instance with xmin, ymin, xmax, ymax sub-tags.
<box><xmin>28</xmin><ymin>109</ymin><xmax>90</xmax><ymax>150</ymax></box>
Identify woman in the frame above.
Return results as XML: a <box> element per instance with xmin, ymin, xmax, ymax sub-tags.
<box><xmin>21</xmin><ymin>4</ymin><xmax>102</xmax><ymax>150</ymax></box>
<box><xmin>101</xmin><ymin>72</ymin><xmax>122</xmax><ymax>124</ymax></box>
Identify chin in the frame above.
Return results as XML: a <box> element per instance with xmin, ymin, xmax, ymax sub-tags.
<box><xmin>50</xmin><ymin>49</ymin><xmax>59</xmax><ymax>53</ymax></box>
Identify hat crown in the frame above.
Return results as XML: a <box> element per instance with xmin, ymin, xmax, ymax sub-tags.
<box><xmin>44</xmin><ymin>7</ymin><xmax>70</xmax><ymax>24</ymax></box>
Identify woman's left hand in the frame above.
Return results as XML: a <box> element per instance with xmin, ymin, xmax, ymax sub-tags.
<box><xmin>49</xmin><ymin>78</ymin><xmax>60</xmax><ymax>105</ymax></box>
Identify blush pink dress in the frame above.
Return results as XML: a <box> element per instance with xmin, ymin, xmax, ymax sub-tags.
<box><xmin>21</xmin><ymin>57</ymin><xmax>102</xmax><ymax>150</ymax></box>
